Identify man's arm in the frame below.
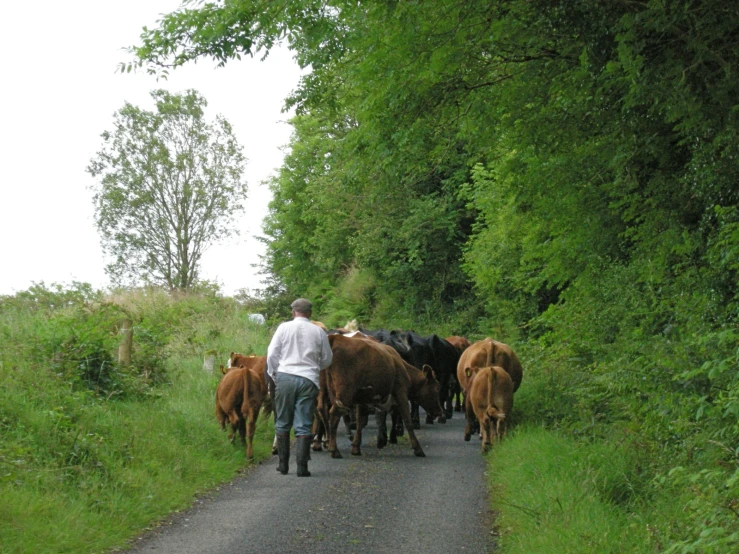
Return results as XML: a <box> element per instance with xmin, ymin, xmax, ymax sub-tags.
<box><xmin>266</xmin><ymin>325</ymin><xmax>284</xmax><ymax>378</ymax></box>
<box><xmin>318</xmin><ymin>332</ymin><xmax>333</xmax><ymax>370</ymax></box>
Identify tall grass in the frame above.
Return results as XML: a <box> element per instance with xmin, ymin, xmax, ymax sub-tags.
<box><xmin>0</xmin><ymin>284</ymin><xmax>275</xmax><ymax>554</ymax></box>
<box><xmin>488</xmin><ymin>426</ymin><xmax>653</xmax><ymax>553</ymax></box>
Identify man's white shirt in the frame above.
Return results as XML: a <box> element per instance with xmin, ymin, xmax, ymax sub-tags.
<box><xmin>267</xmin><ymin>317</ymin><xmax>333</xmax><ymax>388</ymax></box>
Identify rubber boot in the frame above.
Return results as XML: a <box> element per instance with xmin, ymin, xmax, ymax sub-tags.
<box><xmin>296</xmin><ymin>435</ymin><xmax>312</xmax><ymax>477</ymax></box>
<box><xmin>276</xmin><ymin>433</ymin><xmax>290</xmax><ymax>475</ymax></box>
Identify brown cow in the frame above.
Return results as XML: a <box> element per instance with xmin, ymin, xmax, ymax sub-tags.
<box><xmin>319</xmin><ymin>334</ymin><xmax>443</xmax><ymax>458</ymax></box>
<box><xmin>230</xmin><ymin>352</ymin><xmax>272</xmax><ymax>414</ymax></box>
<box><xmin>445</xmin><ymin>336</ymin><xmax>472</xmax><ymax>356</ymax></box>
<box><xmin>456</xmin><ymin>338</ymin><xmax>523</xmax><ymax>396</ymax></box>
<box><xmin>464</xmin><ymin>365</ymin><xmax>514</xmax><ymax>452</ymax></box>
<box><xmin>311</xmin><ymin>332</ymin><xmax>379</xmax><ymax>452</ymax></box>
<box><xmin>215</xmin><ymin>356</ymin><xmax>271</xmax><ymax>459</ymax></box>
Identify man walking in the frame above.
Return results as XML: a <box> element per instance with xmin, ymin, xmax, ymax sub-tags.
<box><xmin>267</xmin><ymin>298</ymin><xmax>333</xmax><ymax>477</ymax></box>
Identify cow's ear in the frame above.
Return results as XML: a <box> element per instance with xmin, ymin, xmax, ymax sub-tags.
<box><xmin>423</xmin><ymin>364</ymin><xmax>437</xmax><ymax>382</ymax></box>
<box><xmin>230</xmin><ymin>351</ymin><xmax>235</xmax><ymax>357</ymax></box>
<box><xmin>465</xmin><ymin>366</ymin><xmax>473</xmax><ymax>378</ymax></box>
<box><xmin>239</xmin><ymin>364</ymin><xmax>246</xmax><ymax>369</ymax></box>
<box><xmin>220</xmin><ymin>365</ymin><xmax>226</xmax><ymax>374</ymax></box>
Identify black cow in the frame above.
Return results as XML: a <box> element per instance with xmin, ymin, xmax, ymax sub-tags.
<box><xmin>362</xmin><ymin>329</ymin><xmax>459</xmax><ymax>428</ymax></box>
<box><xmin>427</xmin><ymin>334</ymin><xmax>463</xmax><ymax>420</ymax></box>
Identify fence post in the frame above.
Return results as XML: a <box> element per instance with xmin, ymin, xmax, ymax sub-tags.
<box><xmin>118</xmin><ymin>318</ymin><xmax>133</xmax><ymax>365</ymax></box>
<box><xmin>203</xmin><ymin>349</ymin><xmax>218</xmax><ymax>374</ymax></box>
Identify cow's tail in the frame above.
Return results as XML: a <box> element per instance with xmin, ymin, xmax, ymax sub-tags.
<box><xmin>486</xmin><ymin>368</ymin><xmax>498</xmax><ymax>412</ymax></box>
<box><xmin>215</xmin><ymin>387</ymin><xmax>227</xmax><ymax>429</ymax></box>
<box><xmin>485</xmin><ymin>340</ymin><xmax>496</xmax><ymax>368</ymax></box>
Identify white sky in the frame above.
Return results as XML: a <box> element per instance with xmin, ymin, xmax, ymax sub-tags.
<box><xmin>0</xmin><ymin>1</ymin><xmax>303</xmax><ymax>296</ymax></box>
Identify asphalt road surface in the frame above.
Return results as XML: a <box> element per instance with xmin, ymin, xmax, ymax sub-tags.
<box><xmin>124</xmin><ymin>413</ymin><xmax>495</xmax><ymax>554</ymax></box>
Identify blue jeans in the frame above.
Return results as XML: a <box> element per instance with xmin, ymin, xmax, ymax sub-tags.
<box><xmin>274</xmin><ymin>373</ymin><xmax>318</xmax><ymax>436</ymax></box>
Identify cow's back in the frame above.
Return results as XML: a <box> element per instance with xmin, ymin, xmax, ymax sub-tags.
<box><xmin>445</xmin><ymin>336</ymin><xmax>471</xmax><ymax>356</ymax></box>
<box><xmin>457</xmin><ymin>339</ymin><xmax>523</xmax><ymax>393</ymax></box>
<box><xmin>457</xmin><ymin>340</ymin><xmax>494</xmax><ymax>392</ymax></box>
<box><xmin>231</xmin><ymin>354</ymin><xmax>268</xmax><ymax>390</ymax></box>
<box><xmin>216</xmin><ymin>367</ymin><xmax>246</xmax><ymax>422</ymax></box>
<box><xmin>488</xmin><ymin>340</ymin><xmax>523</xmax><ymax>393</ymax></box>
<box><xmin>326</xmin><ymin>335</ymin><xmax>399</xmax><ymax>405</ymax></box>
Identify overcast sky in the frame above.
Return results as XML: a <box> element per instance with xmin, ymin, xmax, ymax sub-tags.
<box><xmin>0</xmin><ymin>1</ymin><xmax>303</xmax><ymax>296</ymax></box>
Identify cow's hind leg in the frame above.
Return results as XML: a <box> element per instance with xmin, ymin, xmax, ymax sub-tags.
<box><xmin>375</xmin><ymin>408</ymin><xmax>388</xmax><ymax>449</ymax></box>
<box><xmin>343</xmin><ymin>414</ymin><xmax>354</xmax><ymax>441</ymax></box>
<box><xmin>481</xmin><ymin>417</ymin><xmax>493</xmax><ymax>453</ymax></box>
<box><xmin>245</xmin><ymin>411</ymin><xmax>257</xmax><ymax>459</ymax></box>
<box><xmin>311</xmin><ymin>414</ymin><xmax>324</xmax><ymax>452</ymax></box>
<box><xmin>389</xmin><ymin>406</ymin><xmax>402</xmax><ymax>444</ymax></box>
<box><xmin>351</xmin><ymin>405</ymin><xmax>368</xmax><ymax>456</ymax></box>
<box><xmin>237</xmin><ymin>418</ymin><xmax>246</xmax><ymax>445</ymax></box>
<box><xmin>395</xmin><ymin>391</ymin><xmax>425</xmax><ymax>457</ymax></box>
<box><xmin>391</xmin><ymin>406</ymin><xmax>404</xmax><ymax>441</ymax></box>
<box><xmin>328</xmin><ymin>404</ymin><xmax>345</xmax><ymax>459</ymax></box>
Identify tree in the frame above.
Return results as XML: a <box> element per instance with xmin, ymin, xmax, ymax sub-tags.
<box><xmin>87</xmin><ymin>89</ymin><xmax>247</xmax><ymax>290</ymax></box>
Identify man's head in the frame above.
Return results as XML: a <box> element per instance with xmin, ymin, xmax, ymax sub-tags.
<box><xmin>290</xmin><ymin>298</ymin><xmax>312</xmax><ymax>317</ymax></box>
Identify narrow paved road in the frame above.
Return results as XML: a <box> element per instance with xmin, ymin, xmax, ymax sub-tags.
<box><xmin>125</xmin><ymin>413</ymin><xmax>495</xmax><ymax>553</ymax></box>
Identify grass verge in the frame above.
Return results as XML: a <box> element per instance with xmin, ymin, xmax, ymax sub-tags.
<box><xmin>487</xmin><ymin>425</ymin><xmax>653</xmax><ymax>553</ymax></box>
<box><xmin>0</xmin><ymin>358</ymin><xmax>275</xmax><ymax>554</ymax></box>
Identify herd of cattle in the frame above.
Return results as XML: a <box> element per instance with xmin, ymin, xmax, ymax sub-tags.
<box><xmin>215</xmin><ymin>321</ymin><xmax>523</xmax><ymax>461</ymax></box>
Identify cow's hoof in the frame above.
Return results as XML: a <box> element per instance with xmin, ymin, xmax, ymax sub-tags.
<box><xmin>413</xmin><ymin>448</ymin><xmax>426</xmax><ymax>457</ymax></box>
<box><xmin>438</xmin><ymin>416</ymin><xmax>447</xmax><ymax>424</ymax></box>
<box><xmin>351</xmin><ymin>446</ymin><xmax>362</xmax><ymax>456</ymax></box>
<box><xmin>389</xmin><ymin>437</ymin><xmax>397</xmax><ymax>444</ymax></box>
<box><xmin>312</xmin><ymin>442</ymin><xmax>323</xmax><ymax>452</ymax></box>
<box><xmin>426</xmin><ymin>416</ymin><xmax>435</xmax><ymax>424</ymax></box>
<box><xmin>454</xmin><ymin>406</ymin><xmax>462</xmax><ymax>412</ymax></box>
<box><xmin>271</xmin><ymin>447</ymin><xmax>278</xmax><ymax>455</ymax></box>
<box><xmin>377</xmin><ymin>438</ymin><xmax>387</xmax><ymax>449</ymax></box>
<box><xmin>464</xmin><ymin>433</ymin><xmax>471</xmax><ymax>441</ymax></box>
<box><xmin>330</xmin><ymin>450</ymin><xmax>343</xmax><ymax>459</ymax></box>
<box><xmin>445</xmin><ymin>411</ymin><xmax>453</xmax><ymax>420</ymax></box>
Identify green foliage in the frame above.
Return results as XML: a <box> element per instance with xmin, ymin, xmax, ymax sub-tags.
<box><xmin>0</xmin><ymin>284</ymin><xmax>273</xmax><ymax>553</ymax></box>
<box><xmin>87</xmin><ymin>89</ymin><xmax>247</xmax><ymax>290</ymax></box>
<box><xmin>319</xmin><ymin>266</ymin><xmax>377</xmax><ymax>328</ymax></box>
<box><xmin>661</xmin><ymin>464</ymin><xmax>739</xmax><ymax>553</ymax></box>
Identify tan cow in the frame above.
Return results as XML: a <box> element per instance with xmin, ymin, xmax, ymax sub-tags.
<box><xmin>215</xmin><ymin>355</ymin><xmax>271</xmax><ymax>459</ymax></box>
<box><xmin>319</xmin><ymin>334</ymin><xmax>443</xmax><ymax>458</ymax></box>
<box><xmin>456</xmin><ymin>338</ymin><xmax>523</xmax><ymax>396</ymax></box>
<box><xmin>464</xmin><ymin>365</ymin><xmax>513</xmax><ymax>452</ymax></box>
